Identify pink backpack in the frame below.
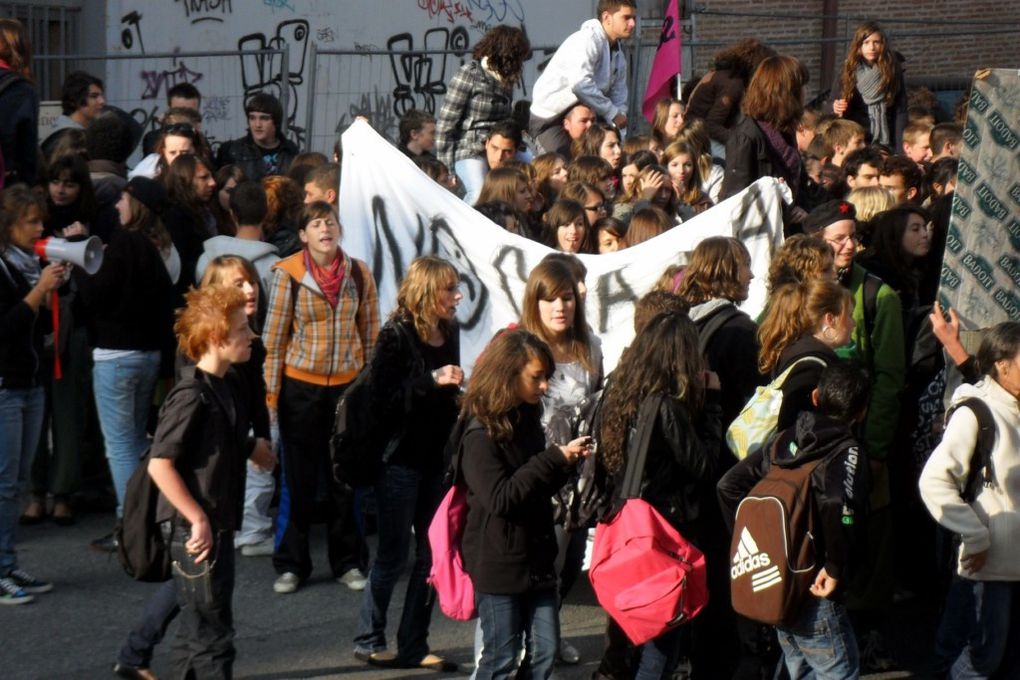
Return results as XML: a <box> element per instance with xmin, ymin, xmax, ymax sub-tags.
<box><xmin>588</xmin><ymin>394</ymin><xmax>709</xmax><ymax>645</ymax></box>
<box><xmin>427</xmin><ymin>420</ymin><xmax>479</xmax><ymax>621</ymax></box>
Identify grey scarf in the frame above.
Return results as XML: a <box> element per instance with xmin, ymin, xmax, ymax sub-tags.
<box><xmin>2</xmin><ymin>245</ymin><xmax>41</xmax><ymax>287</ymax></box>
<box><xmin>856</xmin><ymin>63</ymin><xmax>889</xmax><ymax>145</ymax></box>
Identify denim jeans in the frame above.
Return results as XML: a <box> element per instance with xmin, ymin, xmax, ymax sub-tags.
<box><xmin>636</xmin><ymin>625</ymin><xmax>685</xmax><ymax>680</ymax></box>
<box><xmin>235</xmin><ymin>461</ymin><xmax>275</xmax><ymax>546</ymax></box>
<box><xmin>946</xmin><ymin>580</ymin><xmax>1020</xmax><ymax>679</ymax></box>
<box><xmin>0</xmin><ymin>386</ymin><xmax>45</xmax><ymax>574</ymax></box>
<box><xmin>776</xmin><ymin>597</ymin><xmax>859</xmax><ymax>680</ymax></box>
<box><xmin>168</xmin><ymin>524</ymin><xmax>236</xmax><ymax>679</ymax></box>
<box><xmin>118</xmin><ymin>579</ymin><xmax>179</xmax><ymax>668</ymax></box>
<box><xmin>354</xmin><ymin>464</ymin><xmax>443</xmax><ymax>663</ymax></box>
<box><xmin>455</xmin><ymin>157</ymin><xmax>488</xmax><ymax>206</ymax></box>
<box><xmin>476</xmin><ymin>588</ymin><xmax>558</xmax><ymax>680</ymax></box>
<box><xmin>92</xmin><ymin>351</ymin><xmax>160</xmax><ymax>516</ymax></box>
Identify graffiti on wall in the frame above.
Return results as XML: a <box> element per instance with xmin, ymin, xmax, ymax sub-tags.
<box><xmin>177</xmin><ymin>0</ymin><xmax>234</xmax><ymax>25</ymax></box>
<box><xmin>387</xmin><ymin>26</ymin><xmax>470</xmax><ymax>117</ymax></box>
<box><xmin>238</xmin><ymin>18</ymin><xmax>310</xmax><ymax>146</ymax></box>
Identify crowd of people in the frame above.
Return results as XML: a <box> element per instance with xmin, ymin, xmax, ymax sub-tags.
<box><xmin>1</xmin><ymin>2</ymin><xmax>1018</xmax><ymax>679</ymax></box>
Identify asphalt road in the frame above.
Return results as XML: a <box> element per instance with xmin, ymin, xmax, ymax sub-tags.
<box><xmin>2</xmin><ymin>510</ymin><xmax>937</xmax><ymax>679</ymax></box>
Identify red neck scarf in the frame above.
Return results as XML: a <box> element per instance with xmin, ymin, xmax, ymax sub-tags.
<box><xmin>304</xmin><ymin>248</ymin><xmax>345</xmax><ymax>308</ymax></box>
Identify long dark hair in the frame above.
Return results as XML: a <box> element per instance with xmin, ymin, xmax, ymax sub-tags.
<box><xmin>163</xmin><ymin>153</ymin><xmax>213</xmax><ymax>216</ymax></box>
<box><xmin>461</xmin><ymin>329</ymin><xmax>554</xmax><ymax>442</ymax></box>
<box><xmin>44</xmin><ymin>153</ymin><xmax>97</xmax><ymax>224</ymax></box>
<box><xmin>472</xmin><ymin>25</ymin><xmax>530</xmax><ymax>86</ymax></box>
<box><xmin>841</xmin><ymin>22</ymin><xmax>897</xmax><ymax>105</ymax></box>
<box><xmin>599</xmin><ymin>312</ymin><xmax>705</xmax><ymax>475</ymax></box>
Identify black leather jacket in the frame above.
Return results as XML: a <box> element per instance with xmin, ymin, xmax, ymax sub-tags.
<box><xmin>214</xmin><ymin>133</ymin><xmax>299</xmax><ymax>181</ymax></box>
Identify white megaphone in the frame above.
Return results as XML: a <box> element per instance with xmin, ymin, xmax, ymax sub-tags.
<box><xmin>34</xmin><ymin>236</ymin><xmax>104</xmax><ymax>275</ymax></box>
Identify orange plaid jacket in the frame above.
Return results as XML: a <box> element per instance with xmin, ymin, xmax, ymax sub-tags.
<box><xmin>262</xmin><ymin>250</ymin><xmax>379</xmax><ymax>410</ymax></box>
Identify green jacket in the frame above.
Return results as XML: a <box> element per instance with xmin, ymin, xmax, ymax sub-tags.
<box><xmin>837</xmin><ymin>263</ymin><xmax>906</xmax><ymax>463</ymax></box>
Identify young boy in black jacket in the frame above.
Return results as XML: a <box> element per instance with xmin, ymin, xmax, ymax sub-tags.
<box><xmin>717</xmin><ymin>362</ymin><xmax>871</xmax><ymax>679</ymax></box>
<box><xmin>146</xmin><ymin>285</ymin><xmax>274</xmax><ymax>678</ymax></box>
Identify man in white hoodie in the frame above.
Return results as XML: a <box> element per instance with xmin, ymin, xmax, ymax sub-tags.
<box><xmin>919</xmin><ymin>321</ymin><xmax>1020</xmax><ymax>678</ymax></box>
<box><xmin>529</xmin><ymin>0</ymin><xmax>636</xmax><ymax>156</ymax></box>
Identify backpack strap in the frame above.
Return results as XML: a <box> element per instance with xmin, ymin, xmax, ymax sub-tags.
<box><xmin>697</xmin><ymin>304</ymin><xmax>743</xmax><ymax>358</ymax></box>
<box><xmin>619</xmin><ymin>393</ymin><xmax>666</xmax><ymax>499</ymax></box>
<box><xmin>862</xmin><ymin>272</ymin><xmax>881</xmax><ymax>343</ymax></box>
<box><xmin>775</xmin><ymin>356</ymin><xmax>828</xmax><ymax>387</ymax></box>
<box><xmin>0</xmin><ymin>71</ymin><xmax>20</xmax><ymax>98</ymax></box>
<box><xmin>945</xmin><ymin>398</ymin><xmax>997</xmax><ymax>502</ymax></box>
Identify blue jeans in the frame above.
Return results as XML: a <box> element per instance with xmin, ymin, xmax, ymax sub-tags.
<box><xmin>92</xmin><ymin>351</ymin><xmax>160</xmax><ymax>516</ymax></box>
<box><xmin>0</xmin><ymin>386</ymin><xmax>45</xmax><ymax>574</ymax></box>
<box><xmin>119</xmin><ymin>579</ymin><xmax>179</xmax><ymax>668</ymax></box>
<box><xmin>354</xmin><ymin>464</ymin><xmax>443</xmax><ymax>663</ymax></box>
<box><xmin>776</xmin><ymin>597</ymin><xmax>859</xmax><ymax>680</ymax></box>
<box><xmin>947</xmin><ymin>580</ymin><xmax>1019</xmax><ymax>679</ymax></box>
<box><xmin>455</xmin><ymin>157</ymin><xmax>488</xmax><ymax>206</ymax></box>
<box><xmin>475</xmin><ymin>589</ymin><xmax>558</xmax><ymax>680</ymax></box>
<box><xmin>636</xmin><ymin>625</ymin><xmax>685</xmax><ymax>680</ymax></box>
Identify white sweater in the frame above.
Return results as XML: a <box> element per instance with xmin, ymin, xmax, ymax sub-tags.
<box><xmin>530</xmin><ymin>19</ymin><xmax>628</xmax><ymax>122</ymax></box>
<box><xmin>919</xmin><ymin>377</ymin><xmax>1020</xmax><ymax>581</ymax></box>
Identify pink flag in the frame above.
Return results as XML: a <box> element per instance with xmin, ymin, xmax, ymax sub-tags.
<box><xmin>642</xmin><ymin>0</ymin><xmax>682</xmax><ymax>124</ymax></box>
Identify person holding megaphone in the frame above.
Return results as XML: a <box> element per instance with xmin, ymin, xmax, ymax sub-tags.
<box><xmin>0</xmin><ymin>184</ymin><xmax>67</xmax><ymax>605</ymax></box>
<box><xmin>77</xmin><ymin>176</ymin><xmax>176</xmax><ymax>554</ymax></box>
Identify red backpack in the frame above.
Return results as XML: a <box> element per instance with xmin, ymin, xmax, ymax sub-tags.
<box><xmin>588</xmin><ymin>394</ymin><xmax>709</xmax><ymax>645</ymax></box>
<box><xmin>427</xmin><ymin>419</ymin><xmax>481</xmax><ymax>621</ymax></box>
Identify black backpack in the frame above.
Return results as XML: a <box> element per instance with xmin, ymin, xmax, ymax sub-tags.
<box><xmin>944</xmin><ymin>397</ymin><xmax>997</xmax><ymax>502</ymax></box>
<box><xmin>115</xmin><ymin>449</ymin><xmax>172</xmax><ymax>582</ymax></box>
<box><xmin>330</xmin><ymin>320</ymin><xmax>425</xmax><ymax>488</ymax></box>
<box><xmin>696</xmin><ymin>304</ymin><xmax>744</xmax><ymax>358</ymax></box>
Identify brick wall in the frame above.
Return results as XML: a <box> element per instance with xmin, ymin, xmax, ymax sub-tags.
<box><xmin>676</xmin><ymin>0</ymin><xmax>1020</xmax><ymax>99</ymax></box>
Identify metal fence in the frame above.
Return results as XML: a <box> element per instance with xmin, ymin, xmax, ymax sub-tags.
<box><xmin>303</xmin><ymin>42</ymin><xmax>565</xmax><ymax>154</ymax></box>
<box><xmin>0</xmin><ymin>2</ymin><xmax>80</xmax><ymax>101</ymax></box>
<box><xmin>31</xmin><ymin>49</ymin><xmax>289</xmax><ymax>163</ymax></box>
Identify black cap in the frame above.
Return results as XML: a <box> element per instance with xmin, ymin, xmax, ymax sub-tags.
<box><xmin>125</xmin><ymin>176</ymin><xmax>167</xmax><ymax>215</ymax></box>
<box><xmin>802</xmin><ymin>199</ymin><xmax>856</xmax><ymax>235</ymax></box>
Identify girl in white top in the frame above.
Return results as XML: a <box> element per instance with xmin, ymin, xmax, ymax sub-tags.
<box><xmin>919</xmin><ymin>321</ymin><xmax>1020</xmax><ymax>677</ymax></box>
<box><xmin>519</xmin><ymin>254</ymin><xmax>602</xmax><ymax>665</ymax></box>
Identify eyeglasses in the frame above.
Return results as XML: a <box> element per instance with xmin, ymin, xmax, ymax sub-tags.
<box><xmin>585</xmin><ymin>202</ymin><xmax>607</xmax><ymax>213</ymax></box>
<box><xmin>824</xmin><ymin>233</ymin><xmax>859</xmax><ymax>248</ymax></box>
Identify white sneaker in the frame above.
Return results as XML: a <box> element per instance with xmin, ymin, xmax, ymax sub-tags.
<box><xmin>273</xmin><ymin>572</ymin><xmax>301</xmax><ymax>594</ymax></box>
<box><xmin>558</xmin><ymin>638</ymin><xmax>581</xmax><ymax>664</ymax></box>
<box><xmin>240</xmin><ymin>537</ymin><xmax>274</xmax><ymax>557</ymax></box>
<box><xmin>337</xmin><ymin>568</ymin><xmax>368</xmax><ymax>591</ymax></box>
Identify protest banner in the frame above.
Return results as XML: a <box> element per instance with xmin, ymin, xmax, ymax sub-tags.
<box><xmin>939</xmin><ymin>69</ymin><xmax>1020</xmax><ymax>329</ymax></box>
<box><xmin>338</xmin><ymin>120</ymin><xmax>787</xmax><ymax>372</ymax></box>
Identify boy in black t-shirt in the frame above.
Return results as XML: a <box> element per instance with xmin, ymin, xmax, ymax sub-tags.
<box><xmin>147</xmin><ymin>285</ymin><xmax>274</xmax><ymax>677</ymax></box>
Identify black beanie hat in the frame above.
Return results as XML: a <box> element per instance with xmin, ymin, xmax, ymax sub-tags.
<box><xmin>802</xmin><ymin>199</ymin><xmax>856</xmax><ymax>235</ymax></box>
<box><xmin>125</xmin><ymin>176</ymin><xmax>168</xmax><ymax>215</ymax></box>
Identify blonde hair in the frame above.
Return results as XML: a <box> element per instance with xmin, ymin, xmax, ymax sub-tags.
<box><xmin>393</xmin><ymin>255</ymin><xmax>459</xmax><ymax>342</ymax></box>
<box><xmin>847</xmin><ymin>186</ymin><xmax>895</xmax><ymax>223</ymax></box>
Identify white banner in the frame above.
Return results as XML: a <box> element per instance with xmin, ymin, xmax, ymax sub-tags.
<box><xmin>338</xmin><ymin>120</ymin><xmax>788</xmax><ymax>373</ymax></box>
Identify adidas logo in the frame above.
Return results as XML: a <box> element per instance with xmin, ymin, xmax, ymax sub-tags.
<box><xmin>731</xmin><ymin>528</ymin><xmax>781</xmax><ymax>592</ymax></box>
